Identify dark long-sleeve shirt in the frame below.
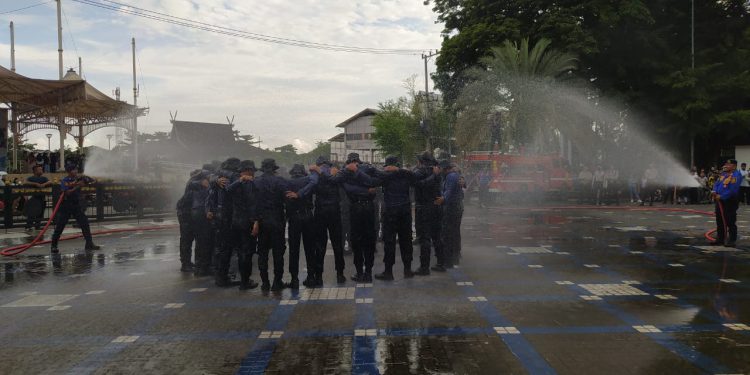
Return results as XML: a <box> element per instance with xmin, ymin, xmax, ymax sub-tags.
<box><xmin>254</xmin><ymin>173</ymin><xmax>290</xmax><ymax>224</ymax></box>
<box><xmin>413</xmin><ymin>166</ymin><xmax>441</xmax><ymax>206</ymax></box>
<box><xmin>286</xmin><ymin>173</ymin><xmax>319</xmax><ymax>215</ymax></box>
<box><xmin>442</xmin><ymin>171</ymin><xmax>463</xmax><ymax>206</ymax></box>
<box><xmin>205</xmin><ymin>169</ymin><xmax>238</xmax><ymax>220</ymax></box>
<box><xmin>367</xmin><ymin>169</ymin><xmax>416</xmax><ymax>209</ymax></box>
<box><xmin>342</xmin><ymin>166</ymin><xmax>380</xmax><ymax>202</ymax></box>
<box><xmin>226</xmin><ymin>178</ymin><xmax>259</xmax><ymax>229</ymax></box>
<box><xmin>314</xmin><ymin>165</ymin><xmax>350</xmax><ymax>208</ymax></box>
<box><xmin>190</xmin><ymin>182</ymin><xmax>209</xmax><ymax>211</ymax></box>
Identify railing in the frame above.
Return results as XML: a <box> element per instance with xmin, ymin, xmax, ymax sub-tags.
<box><xmin>1</xmin><ymin>182</ymin><xmax>175</xmax><ymax>229</ymax></box>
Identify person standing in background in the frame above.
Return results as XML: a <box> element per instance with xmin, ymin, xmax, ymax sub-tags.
<box><xmin>739</xmin><ymin>162</ymin><xmax>749</xmax><ymax>204</ymax></box>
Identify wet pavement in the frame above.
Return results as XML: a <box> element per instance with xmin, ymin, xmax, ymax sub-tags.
<box><xmin>1</xmin><ymin>206</ymin><xmax>749</xmax><ymax>374</ymax></box>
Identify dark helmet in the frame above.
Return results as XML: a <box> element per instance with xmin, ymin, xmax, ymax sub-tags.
<box><xmin>201</xmin><ymin>163</ymin><xmax>215</xmax><ymax>172</ymax></box>
<box><xmin>239</xmin><ymin>160</ymin><xmax>257</xmax><ymax>172</ymax></box>
<box><xmin>439</xmin><ymin>159</ymin><xmax>452</xmax><ymax>170</ymax></box>
<box><xmin>289</xmin><ymin>163</ymin><xmax>308</xmax><ymax>177</ymax></box>
<box><xmin>316</xmin><ymin>155</ymin><xmax>332</xmax><ymax>166</ymax></box>
<box><xmin>346</xmin><ymin>152</ymin><xmax>361</xmax><ymax>164</ymax></box>
<box><xmin>221</xmin><ymin>157</ymin><xmax>241</xmax><ymax>172</ymax></box>
<box><xmin>418</xmin><ymin>151</ymin><xmax>437</xmax><ymax>166</ymax></box>
<box><xmin>260</xmin><ymin>158</ymin><xmax>280</xmax><ymax>172</ymax></box>
<box><xmin>384</xmin><ymin>155</ymin><xmax>400</xmax><ymax>167</ymax></box>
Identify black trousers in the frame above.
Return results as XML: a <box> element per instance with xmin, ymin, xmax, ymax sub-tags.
<box><xmin>191</xmin><ymin>210</ymin><xmax>213</xmax><ymax>272</ymax></box>
<box><xmin>258</xmin><ymin>219</ymin><xmax>286</xmax><ymax>280</ymax></box>
<box><xmin>220</xmin><ymin>224</ymin><xmax>255</xmax><ymax>282</ymax></box>
<box><xmin>416</xmin><ymin>204</ymin><xmax>443</xmax><ymax>270</ymax></box>
<box><xmin>382</xmin><ymin>204</ymin><xmax>413</xmax><ymax>270</ymax></box>
<box><xmin>715</xmin><ymin>197</ymin><xmax>739</xmax><ymax>243</ymax></box>
<box><xmin>441</xmin><ymin>203</ymin><xmax>464</xmax><ymax>266</ymax></box>
<box><xmin>51</xmin><ymin>205</ymin><xmax>92</xmax><ymax>246</ymax></box>
<box><xmin>314</xmin><ymin>206</ymin><xmax>345</xmax><ymax>275</ymax></box>
<box><xmin>741</xmin><ymin>186</ymin><xmax>750</xmax><ymax>204</ymax></box>
<box><xmin>288</xmin><ymin>210</ymin><xmax>315</xmax><ymax>278</ymax></box>
<box><xmin>25</xmin><ymin>196</ymin><xmax>45</xmax><ymax>229</ymax></box>
<box><xmin>350</xmin><ymin>200</ymin><xmax>376</xmax><ymax>275</ymax></box>
<box><xmin>178</xmin><ymin>214</ymin><xmax>194</xmax><ymax>265</ymax></box>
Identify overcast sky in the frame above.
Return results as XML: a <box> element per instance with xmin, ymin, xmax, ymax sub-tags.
<box><xmin>0</xmin><ymin>0</ymin><xmax>442</xmax><ymax>152</ymax></box>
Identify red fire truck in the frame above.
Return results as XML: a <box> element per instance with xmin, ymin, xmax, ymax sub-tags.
<box><xmin>463</xmin><ymin>151</ymin><xmax>574</xmax><ymax>202</ymax></box>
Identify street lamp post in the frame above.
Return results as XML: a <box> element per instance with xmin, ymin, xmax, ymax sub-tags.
<box><xmin>107</xmin><ymin>134</ymin><xmax>113</xmax><ymax>150</ymax></box>
<box><xmin>45</xmin><ymin>133</ymin><xmax>52</xmax><ymax>151</ymax></box>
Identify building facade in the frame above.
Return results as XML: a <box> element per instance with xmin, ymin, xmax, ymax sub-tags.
<box><xmin>335</xmin><ymin>108</ymin><xmax>383</xmax><ymax>164</ymax></box>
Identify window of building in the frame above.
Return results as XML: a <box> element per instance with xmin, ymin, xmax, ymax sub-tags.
<box><xmin>346</xmin><ymin>133</ymin><xmax>362</xmax><ymax>141</ymax></box>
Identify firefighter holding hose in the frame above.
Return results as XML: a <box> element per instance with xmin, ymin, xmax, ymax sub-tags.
<box><xmin>50</xmin><ymin>162</ymin><xmax>101</xmax><ymax>253</ymax></box>
<box><xmin>710</xmin><ymin>159</ymin><xmax>743</xmax><ymax>247</ymax></box>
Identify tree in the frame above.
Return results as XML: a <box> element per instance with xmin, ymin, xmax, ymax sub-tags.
<box><xmin>428</xmin><ymin>0</ymin><xmax>750</xmax><ymax>163</ymax></box>
<box><xmin>372</xmin><ymin>98</ymin><xmax>421</xmax><ymax>161</ymax></box>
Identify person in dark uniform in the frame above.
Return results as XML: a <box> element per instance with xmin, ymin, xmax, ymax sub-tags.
<box><xmin>50</xmin><ymin>163</ymin><xmax>101</xmax><ymax>253</ymax></box>
<box><xmin>370</xmin><ymin>156</ymin><xmax>419</xmax><ymax>280</ymax></box>
<box><xmin>176</xmin><ymin>168</ymin><xmax>206</xmax><ymax>272</ymax></box>
<box><xmin>25</xmin><ymin>164</ymin><xmax>52</xmax><ymax>232</ymax></box>
<box><xmin>711</xmin><ymin>159</ymin><xmax>743</xmax><ymax>247</ymax></box>
<box><xmin>342</xmin><ymin>153</ymin><xmax>378</xmax><ymax>283</ymax></box>
<box><xmin>206</xmin><ymin>158</ymin><xmax>240</xmax><ymax>286</ymax></box>
<box><xmin>312</xmin><ymin>156</ymin><xmax>348</xmax><ymax>287</ymax></box>
<box><xmin>223</xmin><ymin>160</ymin><xmax>260</xmax><ymax>290</ymax></box>
<box><xmin>255</xmin><ymin>159</ymin><xmax>308</xmax><ymax>291</ymax></box>
<box><xmin>191</xmin><ymin>171</ymin><xmax>213</xmax><ymax>276</ymax></box>
<box><xmin>436</xmin><ymin>160</ymin><xmax>464</xmax><ymax>268</ymax></box>
<box><xmin>412</xmin><ymin>152</ymin><xmax>444</xmax><ymax>275</ymax></box>
<box><xmin>284</xmin><ymin>163</ymin><xmax>319</xmax><ymax>289</ymax></box>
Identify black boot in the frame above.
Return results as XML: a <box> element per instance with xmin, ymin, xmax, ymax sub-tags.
<box><xmin>403</xmin><ymin>264</ymin><xmax>414</xmax><ymax>279</ymax></box>
<box><xmin>336</xmin><ymin>271</ymin><xmax>346</xmax><ymax>284</ymax></box>
<box><xmin>260</xmin><ymin>272</ymin><xmax>271</xmax><ymax>291</ymax></box>
<box><xmin>303</xmin><ymin>275</ymin><xmax>316</xmax><ymax>288</ymax></box>
<box><xmin>239</xmin><ymin>279</ymin><xmax>259</xmax><ymax>290</ymax></box>
<box><xmin>374</xmin><ymin>269</ymin><xmax>394</xmax><ymax>281</ymax></box>
<box><xmin>414</xmin><ymin>267</ymin><xmax>430</xmax><ymax>276</ymax></box>
<box><xmin>351</xmin><ymin>271</ymin><xmax>364</xmax><ymax>282</ymax></box>
<box><xmin>431</xmin><ymin>265</ymin><xmax>447</xmax><ymax>272</ymax></box>
<box><xmin>314</xmin><ymin>273</ymin><xmax>324</xmax><ymax>287</ymax></box>
<box><xmin>51</xmin><ymin>242</ymin><xmax>59</xmax><ymax>254</ymax></box>
<box><xmin>180</xmin><ymin>263</ymin><xmax>194</xmax><ymax>272</ymax></box>
<box><xmin>271</xmin><ymin>277</ymin><xmax>285</xmax><ymax>291</ymax></box>
<box><xmin>363</xmin><ymin>271</ymin><xmax>373</xmax><ymax>283</ymax></box>
<box><xmin>286</xmin><ymin>276</ymin><xmax>300</xmax><ymax>289</ymax></box>
<box><xmin>85</xmin><ymin>242</ymin><xmax>101</xmax><ymax>251</ymax></box>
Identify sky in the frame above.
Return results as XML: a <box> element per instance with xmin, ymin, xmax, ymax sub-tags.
<box><xmin>0</xmin><ymin>0</ymin><xmax>443</xmax><ymax>153</ymax></box>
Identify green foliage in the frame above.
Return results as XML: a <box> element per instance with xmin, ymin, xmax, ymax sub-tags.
<box><xmin>429</xmin><ymin>0</ymin><xmax>750</xmax><ymax>155</ymax></box>
<box><xmin>372</xmin><ymin>98</ymin><xmax>421</xmax><ymax>161</ymax></box>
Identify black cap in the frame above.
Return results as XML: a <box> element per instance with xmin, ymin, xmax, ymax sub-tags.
<box><xmin>384</xmin><ymin>155</ymin><xmax>400</xmax><ymax>167</ymax></box>
<box><xmin>239</xmin><ymin>160</ymin><xmax>257</xmax><ymax>172</ymax></box>
<box><xmin>346</xmin><ymin>152</ymin><xmax>361</xmax><ymax>164</ymax></box>
<box><xmin>316</xmin><ymin>155</ymin><xmax>331</xmax><ymax>166</ymax></box>
<box><xmin>289</xmin><ymin>164</ymin><xmax>308</xmax><ymax>177</ymax></box>
<box><xmin>221</xmin><ymin>157</ymin><xmax>241</xmax><ymax>172</ymax></box>
<box><xmin>439</xmin><ymin>159</ymin><xmax>452</xmax><ymax>170</ymax></box>
<box><xmin>261</xmin><ymin>158</ymin><xmax>280</xmax><ymax>172</ymax></box>
<box><xmin>201</xmin><ymin>163</ymin><xmax>215</xmax><ymax>172</ymax></box>
<box><xmin>726</xmin><ymin>159</ymin><xmax>738</xmax><ymax>165</ymax></box>
<box><xmin>418</xmin><ymin>151</ymin><xmax>436</xmax><ymax>165</ymax></box>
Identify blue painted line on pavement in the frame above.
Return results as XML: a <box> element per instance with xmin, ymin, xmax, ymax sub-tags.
<box><xmin>237</xmin><ymin>303</ymin><xmax>297</xmax><ymax>375</ymax></box>
<box><xmin>352</xmin><ymin>285</ymin><xmax>379</xmax><ymax>375</ymax></box>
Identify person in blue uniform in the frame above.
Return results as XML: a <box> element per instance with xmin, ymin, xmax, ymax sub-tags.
<box><xmin>711</xmin><ymin>159</ymin><xmax>743</xmax><ymax>247</ymax></box>
<box><xmin>342</xmin><ymin>153</ymin><xmax>378</xmax><ymax>283</ymax></box>
<box><xmin>176</xmin><ymin>167</ymin><xmax>207</xmax><ymax>272</ymax></box>
<box><xmin>50</xmin><ymin>163</ymin><xmax>100</xmax><ymax>253</ymax></box>
<box><xmin>206</xmin><ymin>158</ymin><xmax>241</xmax><ymax>285</ymax></box>
<box><xmin>25</xmin><ymin>164</ymin><xmax>52</xmax><ymax>232</ymax></box>
<box><xmin>191</xmin><ymin>171</ymin><xmax>213</xmax><ymax>276</ymax></box>
<box><xmin>436</xmin><ymin>160</ymin><xmax>464</xmax><ymax>268</ymax></box>
<box><xmin>412</xmin><ymin>152</ymin><xmax>443</xmax><ymax>275</ymax></box>
<box><xmin>311</xmin><ymin>156</ymin><xmax>348</xmax><ymax>287</ymax></box>
<box><xmin>284</xmin><ymin>163</ymin><xmax>319</xmax><ymax>289</ymax></box>
<box><xmin>221</xmin><ymin>160</ymin><xmax>260</xmax><ymax>290</ymax></box>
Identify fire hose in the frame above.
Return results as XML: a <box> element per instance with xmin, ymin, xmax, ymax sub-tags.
<box><xmin>1</xmin><ymin>193</ymin><xmax>176</xmax><ymax>257</ymax></box>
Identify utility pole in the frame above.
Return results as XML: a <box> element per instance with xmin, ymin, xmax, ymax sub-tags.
<box><xmin>132</xmin><ymin>37</ymin><xmax>138</xmax><ymax>171</ymax></box>
<box><xmin>79</xmin><ymin>56</ymin><xmax>82</xmax><ymax>79</ymax></box>
<box><xmin>421</xmin><ymin>50</ymin><xmax>438</xmax><ymax>151</ymax></box>
<box><xmin>56</xmin><ymin>0</ymin><xmax>65</xmax><ymax>170</ymax></box>
<box><xmin>10</xmin><ymin>22</ymin><xmax>17</xmax><ymax>172</ymax></box>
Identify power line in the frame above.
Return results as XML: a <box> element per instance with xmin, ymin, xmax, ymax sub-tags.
<box><xmin>0</xmin><ymin>1</ymin><xmax>54</xmax><ymax>15</ymax></box>
<box><xmin>70</xmin><ymin>0</ymin><xmax>427</xmax><ymax>55</ymax></box>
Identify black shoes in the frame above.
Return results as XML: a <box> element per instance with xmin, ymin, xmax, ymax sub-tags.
<box><xmin>239</xmin><ymin>280</ymin><xmax>259</xmax><ymax>290</ymax></box>
<box><xmin>180</xmin><ymin>264</ymin><xmax>194</xmax><ymax>272</ymax></box>
<box><xmin>271</xmin><ymin>279</ymin><xmax>285</xmax><ymax>291</ymax></box>
<box><xmin>725</xmin><ymin>242</ymin><xmax>737</xmax><ymax>247</ymax></box>
<box><xmin>351</xmin><ymin>273</ymin><xmax>364</xmax><ymax>282</ymax></box>
<box><xmin>336</xmin><ymin>272</ymin><xmax>346</xmax><ymax>284</ymax></box>
<box><xmin>431</xmin><ymin>265</ymin><xmax>447</xmax><ymax>272</ymax></box>
<box><xmin>710</xmin><ymin>241</ymin><xmax>724</xmax><ymax>246</ymax></box>
<box><xmin>286</xmin><ymin>277</ymin><xmax>300</xmax><ymax>290</ymax></box>
<box><xmin>85</xmin><ymin>243</ymin><xmax>101</xmax><ymax>251</ymax></box>
<box><xmin>303</xmin><ymin>276</ymin><xmax>316</xmax><ymax>288</ymax></box>
<box><xmin>363</xmin><ymin>273</ymin><xmax>373</xmax><ymax>283</ymax></box>
<box><xmin>414</xmin><ymin>267</ymin><xmax>430</xmax><ymax>276</ymax></box>
<box><xmin>374</xmin><ymin>271</ymin><xmax>394</xmax><ymax>281</ymax></box>
<box><xmin>50</xmin><ymin>245</ymin><xmax>59</xmax><ymax>254</ymax></box>
<box><xmin>261</xmin><ymin>281</ymin><xmax>271</xmax><ymax>291</ymax></box>
<box><xmin>404</xmin><ymin>269</ymin><xmax>415</xmax><ymax>279</ymax></box>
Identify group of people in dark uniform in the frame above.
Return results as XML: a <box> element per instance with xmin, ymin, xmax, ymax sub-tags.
<box><xmin>176</xmin><ymin>151</ymin><xmax>464</xmax><ymax>291</ymax></box>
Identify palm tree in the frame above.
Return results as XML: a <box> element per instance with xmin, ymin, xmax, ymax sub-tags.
<box><xmin>455</xmin><ymin>38</ymin><xmax>577</xmax><ymax>152</ymax></box>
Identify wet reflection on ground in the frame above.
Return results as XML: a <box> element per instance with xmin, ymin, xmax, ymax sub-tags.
<box><xmin>0</xmin><ymin>206</ymin><xmax>749</xmax><ymax>374</ymax></box>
